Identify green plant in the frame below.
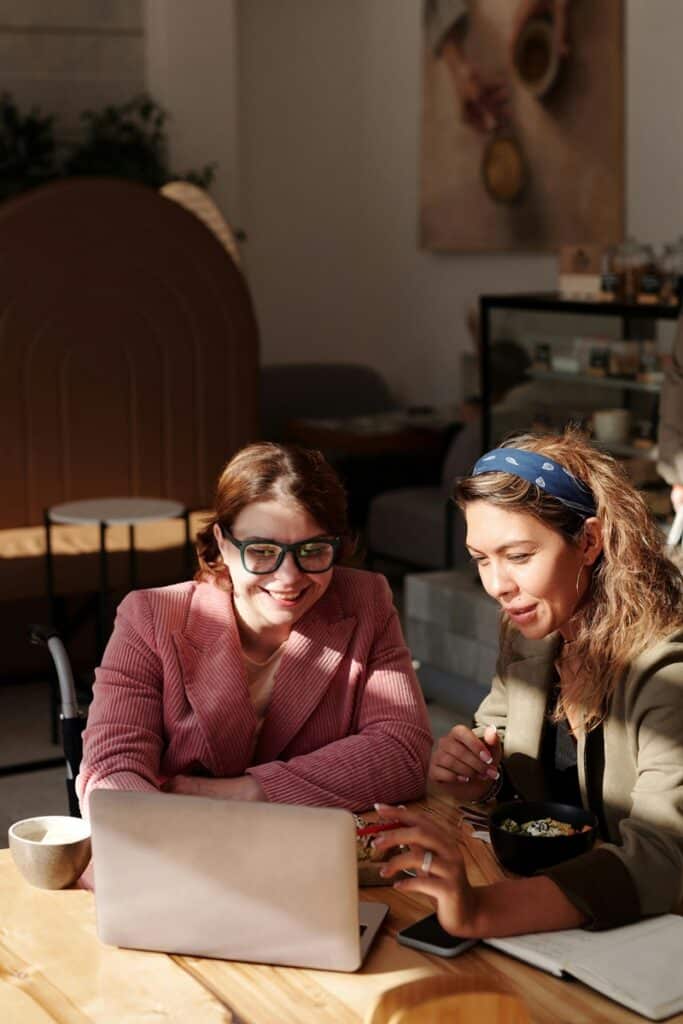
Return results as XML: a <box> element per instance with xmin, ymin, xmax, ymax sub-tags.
<box><xmin>0</xmin><ymin>93</ymin><xmax>57</xmax><ymax>200</ymax></box>
<box><xmin>0</xmin><ymin>92</ymin><xmax>216</xmax><ymax>201</ymax></box>
<box><xmin>65</xmin><ymin>95</ymin><xmax>163</xmax><ymax>186</ymax></box>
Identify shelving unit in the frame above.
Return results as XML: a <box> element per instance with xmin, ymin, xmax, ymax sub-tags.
<box><xmin>479</xmin><ymin>292</ymin><xmax>680</xmax><ymax>452</ymax></box>
<box><xmin>526</xmin><ymin>368</ymin><xmax>661</xmax><ymax>395</ymax></box>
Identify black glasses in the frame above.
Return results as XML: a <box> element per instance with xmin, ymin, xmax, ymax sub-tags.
<box><xmin>221</xmin><ymin>528</ymin><xmax>340</xmax><ymax>574</ymax></box>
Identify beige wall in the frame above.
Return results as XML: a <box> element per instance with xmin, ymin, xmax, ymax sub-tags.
<box><xmin>143</xmin><ymin>0</ymin><xmax>681</xmax><ymax>407</ymax></box>
<box><xmin>0</xmin><ymin>0</ymin><xmax>144</xmax><ymax>141</ymax></box>
<box><xmin>144</xmin><ymin>0</ymin><xmax>240</xmax><ymax>230</ymax></box>
<box><xmin>626</xmin><ymin>0</ymin><xmax>683</xmax><ymax>244</ymax></box>
<box><xmin>235</xmin><ymin>0</ymin><xmax>683</xmax><ymax>408</ymax></box>
<box><xmin>237</xmin><ymin>0</ymin><xmax>556</xmax><ymax>410</ymax></box>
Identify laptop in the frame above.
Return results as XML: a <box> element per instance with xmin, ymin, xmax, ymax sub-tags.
<box><xmin>89</xmin><ymin>789</ymin><xmax>388</xmax><ymax>972</ymax></box>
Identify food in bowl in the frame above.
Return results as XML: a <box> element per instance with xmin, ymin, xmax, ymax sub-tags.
<box><xmin>489</xmin><ymin>800</ymin><xmax>598</xmax><ymax>876</ymax></box>
<box><xmin>499</xmin><ymin>816</ymin><xmax>592</xmax><ymax>838</ymax></box>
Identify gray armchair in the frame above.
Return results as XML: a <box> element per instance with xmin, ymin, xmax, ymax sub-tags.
<box><xmin>366</xmin><ymin>418</ymin><xmax>482</xmax><ymax>569</ymax></box>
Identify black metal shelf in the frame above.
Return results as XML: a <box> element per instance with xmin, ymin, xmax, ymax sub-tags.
<box><xmin>527</xmin><ymin>369</ymin><xmax>662</xmax><ymax>394</ymax></box>
<box><xmin>478</xmin><ymin>292</ymin><xmax>679</xmax><ymax>450</ymax></box>
<box><xmin>480</xmin><ymin>292</ymin><xmax>680</xmax><ymax>320</ymax></box>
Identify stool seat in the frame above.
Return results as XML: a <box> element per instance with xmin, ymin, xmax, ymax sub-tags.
<box><xmin>48</xmin><ymin>497</ymin><xmax>185</xmax><ymax>526</ymax></box>
<box><xmin>44</xmin><ymin>497</ymin><xmax>191</xmax><ymax>712</ymax></box>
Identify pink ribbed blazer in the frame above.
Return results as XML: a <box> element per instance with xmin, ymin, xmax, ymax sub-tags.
<box><xmin>77</xmin><ymin>567</ymin><xmax>432</xmax><ymax>813</ymax></box>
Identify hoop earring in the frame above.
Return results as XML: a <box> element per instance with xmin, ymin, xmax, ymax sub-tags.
<box><xmin>575</xmin><ymin>565</ymin><xmax>584</xmax><ymax>596</ymax></box>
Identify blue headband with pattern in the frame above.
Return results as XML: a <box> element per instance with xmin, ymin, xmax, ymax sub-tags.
<box><xmin>472</xmin><ymin>448</ymin><xmax>597</xmax><ymax>517</ymax></box>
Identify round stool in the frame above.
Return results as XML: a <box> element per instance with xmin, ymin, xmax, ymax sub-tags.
<box><xmin>45</xmin><ymin>496</ymin><xmax>189</xmax><ymax>655</ymax></box>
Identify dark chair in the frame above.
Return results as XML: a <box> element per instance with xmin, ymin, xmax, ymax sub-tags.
<box><xmin>28</xmin><ymin>626</ymin><xmax>85</xmax><ymax>817</ymax></box>
<box><xmin>366</xmin><ymin>419</ymin><xmax>482</xmax><ymax>570</ymax></box>
<box><xmin>259</xmin><ymin>362</ymin><xmax>397</xmax><ymax>442</ymax></box>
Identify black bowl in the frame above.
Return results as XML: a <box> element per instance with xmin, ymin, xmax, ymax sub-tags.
<box><xmin>489</xmin><ymin>800</ymin><xmax>598</xmax><ymax>876</ymax></box>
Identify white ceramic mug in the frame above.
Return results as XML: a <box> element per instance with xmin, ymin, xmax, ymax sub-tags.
<box><xmin>9</xmin><ymin>815</ymin><xmax>91</xmax><ymax>889</ymax></box>
<box><xmin>593</xmin><ymin>408</ymin><xmax>630</xmax><ymax>444</ymax></box>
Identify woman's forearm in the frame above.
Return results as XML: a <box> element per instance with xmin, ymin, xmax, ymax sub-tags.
<box><xmin>164</xmin><ymin>774</ymin><xmax>266</xmax><ymax>802</ymax></box>
<box><xmin>472</xmin><ymin>875</ymin><xmax>586</xmax><ymax>937</ymax></box>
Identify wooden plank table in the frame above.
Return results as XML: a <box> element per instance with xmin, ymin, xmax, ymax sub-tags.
<box><xmin>1</xmin><ymin>789</ymin><xmax>679</xmax><ymax>1024</ymax></box>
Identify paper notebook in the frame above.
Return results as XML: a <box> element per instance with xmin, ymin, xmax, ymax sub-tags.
<box><xmin>485</xmin><ymin>915</ymin><xmax>683</xmax><ymax>1021</ymax></box>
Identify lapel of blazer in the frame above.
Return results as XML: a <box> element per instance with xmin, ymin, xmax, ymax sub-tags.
<box><xmin>172</xmin><ymin>582</ymin><xmax>257</xmax><ymax>775</ymax></box>
<box><xmin>504</xmin><ymin>634</ymin><xmax>561</xmax><ymax>801</ymax></box>
<box><xmin>254</xmin><ymin>583</ymin><xmax>357</xmax><ymax>763</ymax></box>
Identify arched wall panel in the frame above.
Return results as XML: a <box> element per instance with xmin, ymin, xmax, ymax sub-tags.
<box><xmin>0</xmin><ymin>179</ymin><xmax>259</xmax><ymax>528</ymax></box>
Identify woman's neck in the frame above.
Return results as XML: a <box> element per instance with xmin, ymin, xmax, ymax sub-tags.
<box><xmin>234</xmin><ymin>609</ymin><xmax>290</xmax><ymax>662</ymax></box>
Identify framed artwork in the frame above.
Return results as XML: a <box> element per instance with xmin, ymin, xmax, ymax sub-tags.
<box><xmin>420</xmin><ymin>0</ymin><xmax>624</xmax><ymax>251</ymax></box>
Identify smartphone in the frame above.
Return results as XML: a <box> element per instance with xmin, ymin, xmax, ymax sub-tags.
<box><xmin>397</xmin><ymin>913</ymin><xmax>478</xmax><ymax>958</ymax></box>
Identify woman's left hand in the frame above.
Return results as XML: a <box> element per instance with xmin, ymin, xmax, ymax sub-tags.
<box><xmin>162</xmin><ymin>774</ymin><xmax>266</xmax><ymax>801</ymax></box>
<box><xmin>372</xmin><ymin>804</ymin><xmax>481</xmax><ymax>937</ymax></box>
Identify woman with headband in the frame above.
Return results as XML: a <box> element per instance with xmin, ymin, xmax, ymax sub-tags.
<box><xmin>373</xmin><ymin>429</ymin><xmax>683</xmax><ymax>936</ymax></box>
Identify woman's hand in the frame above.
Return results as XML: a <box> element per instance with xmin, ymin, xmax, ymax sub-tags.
<box><xmin>162</xmin><ymin>774</ymin><xmax>266</xmax><ymax>801</ymax></box>
<box><xmin>429</xmin><ymin>723</ymin><xmax>502</xmax><ymax>800</ymax></box>
<box><xmin>372</xmin><ymin>804</ymin><xmax>482</xmax><ymax>937</ymax></box>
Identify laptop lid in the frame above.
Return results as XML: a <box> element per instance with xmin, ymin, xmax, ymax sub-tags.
<box><xmin>90</xmin><ymin>789</ymin><xmax>387</xmax><ymax>972</ymax></box>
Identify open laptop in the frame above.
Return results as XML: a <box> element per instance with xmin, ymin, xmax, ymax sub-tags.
<box><xmin>89</xmin><ymin>789</ymin><xmax>388</xmax><ymax>972</ymax></box>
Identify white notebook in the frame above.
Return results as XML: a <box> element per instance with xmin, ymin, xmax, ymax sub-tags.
<box><xmin>485</xmin><ymin>915</ymin><xmax>683</xmax><ymax>1021</ymax></box>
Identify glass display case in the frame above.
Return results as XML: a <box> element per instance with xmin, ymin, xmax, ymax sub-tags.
<box><xmin>479</xmin><ymin>293</ymin><xmax>681</xmax><ymax>515</ymax></box>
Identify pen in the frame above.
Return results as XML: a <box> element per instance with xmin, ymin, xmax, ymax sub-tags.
<box><xmin>356</xmin><ymin>821</ymin><xmax>401</xmax><ymax>837</ymax></box>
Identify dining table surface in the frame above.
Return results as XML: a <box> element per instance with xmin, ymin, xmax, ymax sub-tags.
<box><xmin>1</xmin><ymin>786</ymin><xmax>679</xmax><ymax>1024</ymax></box>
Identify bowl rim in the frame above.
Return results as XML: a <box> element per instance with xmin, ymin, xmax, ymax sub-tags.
<box><xmin>9</xmin><ymin>814</ymin><xmax>91</xmax><ymax>846</ymax></box>
<box><xmin>512</xmin><ymin>17</ymin><xmax>562</xmax><ymax>98</ymax></box>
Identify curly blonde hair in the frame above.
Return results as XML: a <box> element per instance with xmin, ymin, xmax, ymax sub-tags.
<box><xmin>454</xmin><ymin>428</ymin><xmax>683</xmax><ymax>728</ymax></box>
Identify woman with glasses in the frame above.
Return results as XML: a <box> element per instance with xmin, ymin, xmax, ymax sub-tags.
<box><xmin>373</xmin><ymin>429</ymin><xmax>683</xmax><ymax>934</ymax></box>
<box><xmin>77</xmin><ymin>443</ymin><xmax>432</xmax><ymax>814</ymax></box>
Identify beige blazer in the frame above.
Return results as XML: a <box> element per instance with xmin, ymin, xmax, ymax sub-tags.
<box><xmin>658</xmin><ymin>313</ymin><xmax>683</xmax><ymax>486</ymax></box>
<box><xmin>475</xmin><ymin>628</ymin><xmax>683</xmax><ymax>929</ymax></box>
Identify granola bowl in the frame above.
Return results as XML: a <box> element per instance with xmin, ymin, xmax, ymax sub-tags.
<box><xmin>489</xmin><ymin>800</ymin><xmax>597</xmax><ymax>876</ymax></box>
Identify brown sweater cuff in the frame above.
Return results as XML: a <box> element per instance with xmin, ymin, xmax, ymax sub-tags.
<box><xmin>541</xmin><ymin>847</ymin><xmax>641</xmax><ymax>931</ymax></box>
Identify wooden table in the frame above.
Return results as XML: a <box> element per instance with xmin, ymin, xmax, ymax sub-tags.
<box><xmin>1</xmin><ymin>789</ymin><xmax>678</xmax><ymax>1024</ymax></box>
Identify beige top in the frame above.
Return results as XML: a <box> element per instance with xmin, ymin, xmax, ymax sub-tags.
<box><xmin>242</xmin><ymin>644</ymin><xmax>285</xmax><ymax>728</ymax></box>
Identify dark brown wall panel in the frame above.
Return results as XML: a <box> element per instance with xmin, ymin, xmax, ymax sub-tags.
<box><xmin>0</xmin><ymin>178</ymin><xmax>259</xmax><ymax>527</ymax></box>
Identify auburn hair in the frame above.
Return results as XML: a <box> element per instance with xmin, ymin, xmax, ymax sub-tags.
<box><xmin>454</xmin><ymin>428</ymin><xmax>683</xmax><ymax>728</ymax></box>
<box><xmin>195</xmin><ymin>442</ymin><xmax>354</xmax><ymax>588</ymax></box>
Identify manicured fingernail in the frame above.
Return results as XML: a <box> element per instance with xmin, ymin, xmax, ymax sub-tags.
<box><xmin>398</xmin><ymin>805</ymin><xmax>406</xmax><ymax>810</ymax></box>
<box><xmin>373</xmin><ymin>835</ymin><xmax>386</xmax><ymax>847</ymax></box>
<box><xmin>456</xmin><ymin>774</ymin><xmax>470</xmax><ymax>783</ymax></box>
<box><xmin>479</xmin><ymin>751</ymin><xmax>493</xmax><ymax>764</ymax></box>
<box><xmin>487</xmin><ymin>768</ymin><xmax>500</xmax><ymax>780</ymax></box>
